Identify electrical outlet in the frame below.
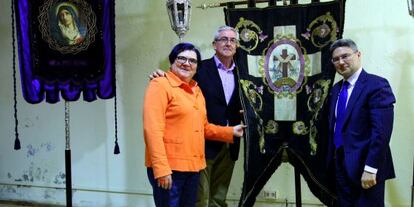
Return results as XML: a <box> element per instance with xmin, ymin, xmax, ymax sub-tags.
<box><xmin>262</xmin><ymin>190</ymin><xmax>278</xmax><ymax>200</ymax></box>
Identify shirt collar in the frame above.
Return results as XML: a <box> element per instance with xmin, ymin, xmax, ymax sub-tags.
<box><xmin>344</xmin><ymin>67</ymin><xmax>362</xmax><ymax>87</ymax></box>
<box><xmin>214</xmin><ymin>55</ymin><xmax>235</xmax><ymax>71</ymax></box>
<box><xmin>166</xmin><ymin>70</ymin><xmax>198</xmax><ymax>88</ymax></box>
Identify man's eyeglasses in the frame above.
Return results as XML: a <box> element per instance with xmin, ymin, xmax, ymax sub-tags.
<box><xmin>215</xmin><ymin>37</ymin><xmax>238</xmax><ymax>44</ymax></box>
<box><xmin>331</xmin><ymin>52</ymin><xmax>357</xmax><ymax>64</ymax></box>
<box><xmin>176</xmin><ymin>56</ymin><xmax>198</xmax><ymax>65</ymax></box>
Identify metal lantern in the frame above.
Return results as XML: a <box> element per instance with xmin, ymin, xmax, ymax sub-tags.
<box><xmin>166</xmin><ymin>0</ymin><xmax>192</xmax><ymax>41</ymax></box>
<box><xmin>409</xmin><ymin>0</ymin><xmax>414</xmax><ymax>17</ymax></box>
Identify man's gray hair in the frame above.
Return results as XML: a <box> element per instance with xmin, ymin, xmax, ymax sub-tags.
<box><xmin>213</xmin><ymin>25</ymin><xmax>239</xmax><ymax>41</ymax></box>
<box><xmin>329</xmin><ymin>39</ymin><xmax>359</xmax><ymax>54</ymax></box>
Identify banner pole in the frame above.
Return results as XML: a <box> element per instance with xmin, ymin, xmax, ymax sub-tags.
<box><xmin>411</xmin><ymin>157</ymin><xmax>413</xmax><ymax>207</ymax></box>
<box><xmin>65</xmin><ymin>101</ymin><xmax>72</xmax><ymax>207</ymax></box>
<box><xmin>294</xmin><ymin>168</ymin><xmax>302</xmax><ymax>207</ymax></box>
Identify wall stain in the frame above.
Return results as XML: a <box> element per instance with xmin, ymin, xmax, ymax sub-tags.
<box><xmin>0</xmin><ymin>186</ymin><xmax>16</xmax><ymax>194</ymax></box>
<box><xmin>23</xmin><ymin>118</ymin><xmax>34</xmax><ymax>128</ymax></box>
<box><xmin>26</xmin><ymin>142</ymin><xmax>53</xmax><ymax>157</ymax></box>
<box><xmin>1</xmin><ymin>180</ymin><xmax>63</xmax><ymax>201</ymax></box>
<box><xmin>26</xmin><ymin>144</ymin><xmax>39</xmax><ymax>157</ymax></box>
<box><xmin>22</xmin><ymin>174</ymin><xmax>33</xmax><ymax>182</ymax></box>
<box><xmin>43</xmin><ymin>189</ymin><xmax>57</xmax><ymax>200</ymax></box>
<box><xmin>9</xmin><ymin>165</ymin><xmax>65</xmax><ymax>185</ymax></box>
<box><xmin>41</xmin><ymin>142</ymin><xmax>53</xmax><ymax>152</ymax></box>
<box><xmin>0</xmin><ymin>186</ymin><xmax>19</xmax><ymax>196</ymax></box>
<box><xmin>53</xmin><ymin>172</ymin><xmax>66</xmax><ymax>184</ymax></box>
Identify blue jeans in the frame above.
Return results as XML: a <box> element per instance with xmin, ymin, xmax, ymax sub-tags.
<box><xmin>147</xmin><ymin>168</ymin><xmax>200</xmax><ymax>207</ymax></box>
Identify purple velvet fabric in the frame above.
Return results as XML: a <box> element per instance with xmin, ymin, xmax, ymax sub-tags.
<box><xmin>15</xmin><ymin>0</ymin><xmax>115</xmax><ymax>104</ymax></box>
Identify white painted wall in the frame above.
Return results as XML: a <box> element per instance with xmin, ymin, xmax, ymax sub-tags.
<box><xmin>0</xmin><ymin>0</ymin><xmax>413</xmax><ymax>206</ymax></box>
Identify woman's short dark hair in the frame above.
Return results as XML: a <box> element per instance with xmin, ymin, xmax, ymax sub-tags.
<box><xmin>168</xmin><ymin>42</ymin><xmax>202</xmax><ymax>66</ymax></box>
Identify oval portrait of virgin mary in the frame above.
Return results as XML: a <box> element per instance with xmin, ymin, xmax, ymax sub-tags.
<box><xmin>39</xmin><ymin>0</ymin><xmax>97</xmax><ymax>54</ymax></box>
<box><xmin>52</xmin><ymin>3</ymin><xmax>86</xmax><ymax>45</ymax></box>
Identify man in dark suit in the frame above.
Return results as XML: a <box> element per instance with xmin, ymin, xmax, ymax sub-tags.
<box><xmin>149</xmin><ymin>26</ymin><xmax>242</xmax><ymax>207</ymax></box>
<box><xmin>327</xmin><ymin>39</ymin><xmax>395</xmax><ymax>206</ymax></box>
<box><xmin>194</xmin><ymin>26</ymin><xmax>242</xmax><ymax>207</ymax></box>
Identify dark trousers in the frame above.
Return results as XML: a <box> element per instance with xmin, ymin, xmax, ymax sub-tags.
<box><xmin>147</xmin><ymin>168</ymin><xmax>200</xmax><ymax>207</ymax></box>
<box><xmin>335</xmin><ymin>148</ymin><xmax>385</xmax><ymax>207</ymax></box>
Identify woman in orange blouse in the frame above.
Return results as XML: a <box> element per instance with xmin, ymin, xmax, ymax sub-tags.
<box><xmin>143</xmin><ymin>42</ymin><xmax>245</xmax><ymax>207</ymax></box>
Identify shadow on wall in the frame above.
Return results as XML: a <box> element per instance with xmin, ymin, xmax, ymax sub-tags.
<box><xmin>386</xmin><ymin>47</ymin><xmax>413</xmax><ymax>207</ymax></box>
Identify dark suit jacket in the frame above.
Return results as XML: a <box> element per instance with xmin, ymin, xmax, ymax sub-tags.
<box><xmin>194</xmin><ymin>57</ymin><xmax>242</xmax><ymax>161</ymax></box>
<box><xmin>327</xmin><ymin>69</ymin><xmax>396</xmax><ymax>185</ymax></box>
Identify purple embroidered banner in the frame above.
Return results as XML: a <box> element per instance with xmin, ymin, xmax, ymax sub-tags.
<box><xmin>15</xmin><ymin>0</ymin><xmax>115</xmax><ymax>104</ymax></box>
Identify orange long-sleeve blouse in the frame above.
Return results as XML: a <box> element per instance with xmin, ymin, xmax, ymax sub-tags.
<box><xmin>143</xmin><ymin>71</ymin><xmax>234</xmax><ymax>179</ymax></box>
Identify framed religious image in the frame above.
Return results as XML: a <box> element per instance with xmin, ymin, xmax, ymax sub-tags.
<box><xmin>53</xmin><ymin>3</ymin><xmax>87</xmax><ymax>45</ymax></box>
<box><xmin>39</xmin><ymin>0</ymin><xmax>97</xmax><ymax>54</ymax></box>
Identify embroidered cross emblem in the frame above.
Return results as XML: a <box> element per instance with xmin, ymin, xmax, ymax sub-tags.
<box><xmin>273</xmin><ymin>48</ymin><xmax>296</xmax><ymax>77</ymax></box>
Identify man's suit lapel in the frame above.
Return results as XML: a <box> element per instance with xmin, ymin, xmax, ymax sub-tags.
<box><xmin>329</xmin><ymin>83</ymin><xmax>341</xmax><ymax>129</ymax></box>
<box><xmin>205</xmin><ymin>58</ymin><xmax>227</xmax><ymax>105</ymax></box>
<box><xmin>343</xmin><ymin>69</ymin><xmax>368</xmax><ymax>127</ymax></box>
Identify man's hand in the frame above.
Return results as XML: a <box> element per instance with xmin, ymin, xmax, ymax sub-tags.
<box><xmin>233</xmin><ymin>124</ymin><xmax>247</xmax><ymax>137</ymax></box>
<box><xmin>157</xmin><ymin>174</ymin><xmax>172</xmax><ymax>190</ymax></box>
<box><xmin>361</xmin><ymin>171</ymin><xmax>377</xmax><ymax>189</ymax></box>
<box><xmin>149</xmin><ymin>69</ymin><xmax>166</xmax><ymax>80</ymax></box>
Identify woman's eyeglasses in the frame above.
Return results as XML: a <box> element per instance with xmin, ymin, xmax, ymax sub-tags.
<box><xmin>176</xmin><ymin>56</ymin><xmax>198</xmax><ymax>65</ymax></box>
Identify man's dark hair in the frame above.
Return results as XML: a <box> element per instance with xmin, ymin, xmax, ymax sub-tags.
<box><xmin>329</xmin><ymin>39</ymin><xmax>359</xmax><ymax>54</ymax></box>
